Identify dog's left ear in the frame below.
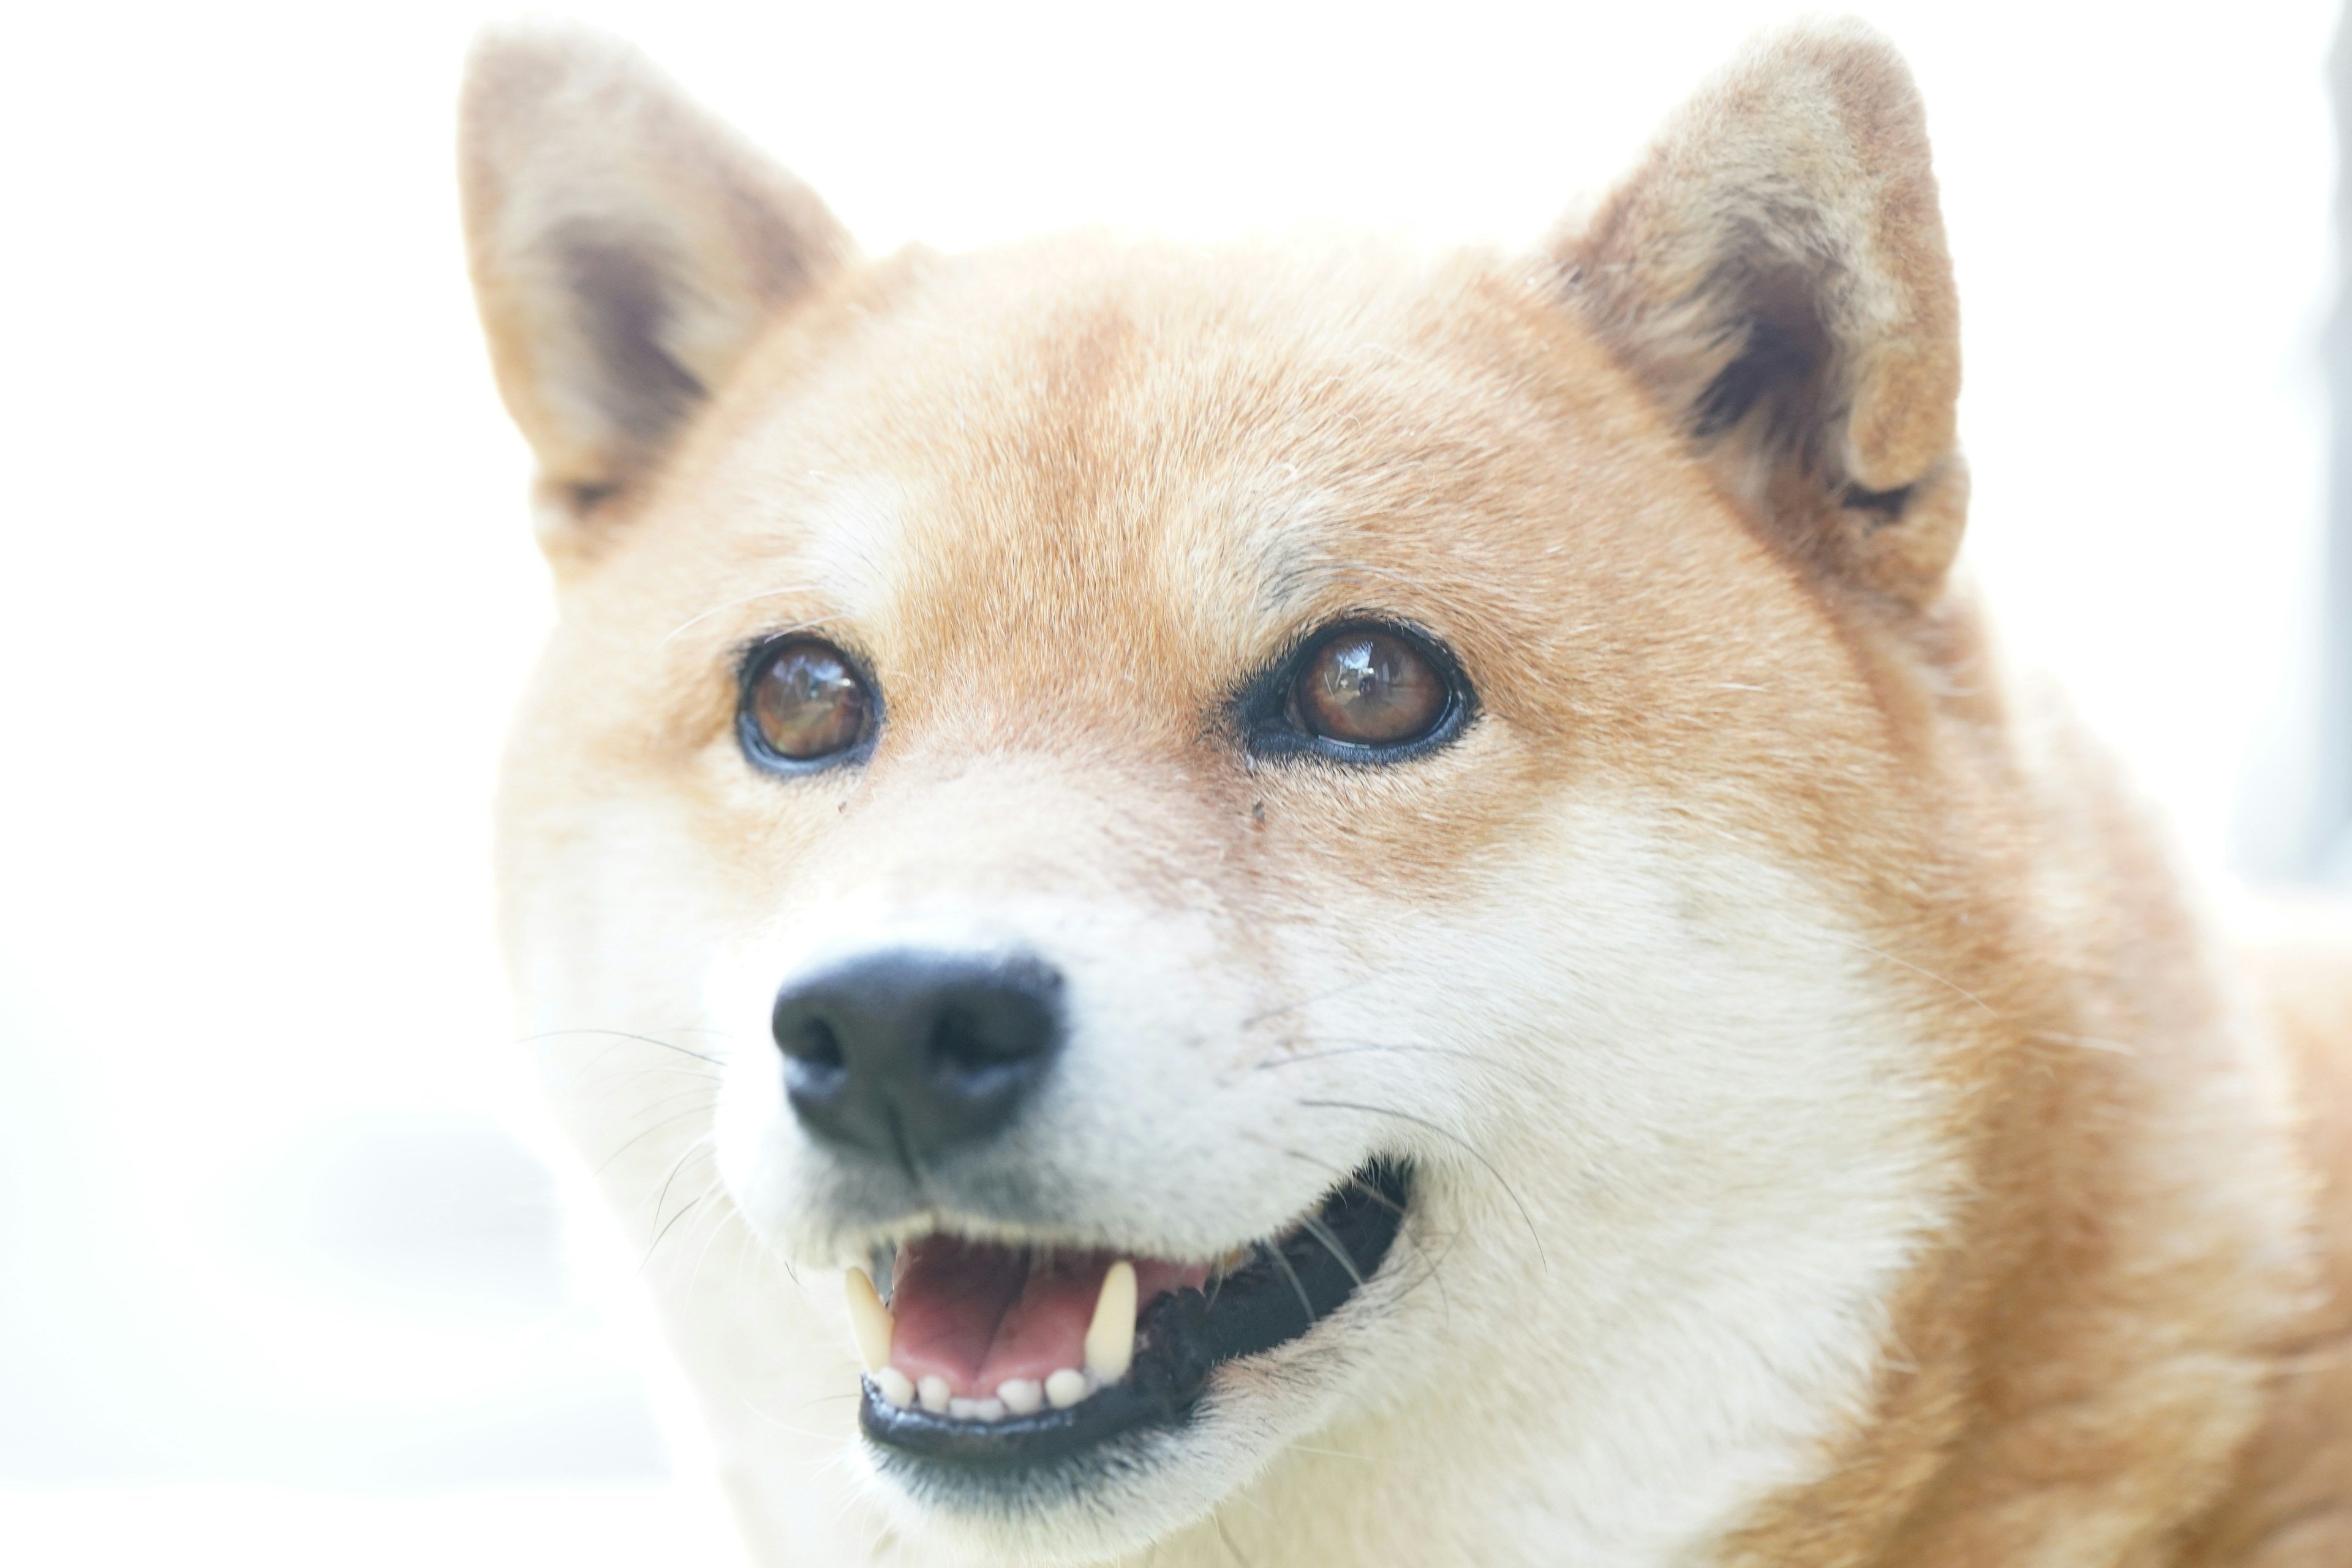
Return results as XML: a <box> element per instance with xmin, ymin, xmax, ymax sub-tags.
<box><xmin>1552</xmin><ymin>21</ymin><xmax>1965</xmax><ymax>606</ymax></box>
<box><xmin>459</xmin><ymin>24</ymin><xmax>853</xmax><ymax>542</ymax></box>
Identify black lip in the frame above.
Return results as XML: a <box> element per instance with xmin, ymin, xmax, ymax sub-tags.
<box><xmin>859</xmin><ymin>1159</ymin><xmax>1412</xmax><ymax>1471</ymax></box>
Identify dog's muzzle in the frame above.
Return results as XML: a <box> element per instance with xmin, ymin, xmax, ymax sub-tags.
<box><xmin>767</xmin><ymin>944</ymin><xmax>1415</xmax><ymax>1485</ymax></box>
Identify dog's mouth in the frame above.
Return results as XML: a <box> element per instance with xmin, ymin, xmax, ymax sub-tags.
<box><xmin>853</xmin><ymin>1159</ymin><xmax>1412</xmax><ymax>1470</ymax></box>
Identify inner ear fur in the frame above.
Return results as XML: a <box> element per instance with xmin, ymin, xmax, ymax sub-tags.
<box><xmin>459</xmin><ymin>24</ymin><xmax>852</xmax><ymax>540</ymax></box>
<box><xmin>1552</xmin><ymin>20</ymin><xmax>1966</xmax><ymax>606</ymax></box>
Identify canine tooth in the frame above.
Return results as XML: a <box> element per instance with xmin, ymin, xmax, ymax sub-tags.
<box><xmin>997</xmin><ymin>1378</ymin><xmax>1042</xmax><ymax>1416</ymax></box>
<box><xmin>845</xmin><ymin>1267</ymin><xmax>894</xmax><ymax>1373</ymax></box>
<box><xmin>1045</xmin><ymin>1367</ymin><xmax>1089</xmax><ymax>1409</ymax></box>
<box><xmin>872</xmin><ymin>1367</ymin><xmax>915</xmax><ymax>1409</ymax></box>
<box><xmin>1084</xmin><ymin>1259</ymin><xmax>1137</xmax><ymax>1384</ymax></box>
<box><xmin>918</xmin><ymin>1375</ymin><xmax>952</xmax><ymax>1414</ymax></box>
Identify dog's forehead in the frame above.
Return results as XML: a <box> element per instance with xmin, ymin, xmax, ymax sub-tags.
<box><xmin>675</xmin><ymin>240</ymin><xmax>1664</xmax><ymax>726</ymax></box>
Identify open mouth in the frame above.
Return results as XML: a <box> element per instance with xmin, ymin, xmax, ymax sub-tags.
<box><xmin>850</xmin><ymin>1160</ymin><xmax>1412</xmax><ymax>1469</ymax></box>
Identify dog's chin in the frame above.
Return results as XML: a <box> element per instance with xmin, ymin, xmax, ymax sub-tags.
<box><xmin>861</xmin><ymin>1368</ymin><xmax>1329</xmax><ymax>1565</ymax></box>
<box><xmin>837</xmin><ymin>1161</ymin><xmax>1416</xmax><ymax>1562</ymax></box>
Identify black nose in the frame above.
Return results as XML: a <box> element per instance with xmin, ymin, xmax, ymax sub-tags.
<box><xmin>771</xmin><ymin>949</ymin><xmax>1066</xmax><ymax>1167</ymax></box>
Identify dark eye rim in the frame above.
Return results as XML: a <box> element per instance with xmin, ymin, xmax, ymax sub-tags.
<box><xmin>734</xmin><ymin>634</ymin><xmax>884</xmax><ymax>776</ymax></box>
<box><xmin>1237</xmin><ymin>616</ymin><xmax>1477</xmax><ymax>764</ymax></box>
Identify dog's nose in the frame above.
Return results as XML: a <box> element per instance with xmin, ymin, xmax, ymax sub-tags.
<box><xmin>771</xmin><ymin>950</ymin><xmax>1066</xmax><ymax>1166</ymax></box>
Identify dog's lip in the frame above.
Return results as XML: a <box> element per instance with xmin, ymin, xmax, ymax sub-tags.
<box><xmin>857</xmin><ymin>1159</ymin><xmax>1413</xmax><ymax>1472</ymax></box>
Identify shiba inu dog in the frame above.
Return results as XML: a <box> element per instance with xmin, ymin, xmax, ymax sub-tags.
<box><xmin>459</xmin><ymin>17</ymin><xmax>2352</xmax><ymax>1566</ymax></box>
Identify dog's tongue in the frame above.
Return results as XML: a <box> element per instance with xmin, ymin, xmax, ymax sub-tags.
<box><xmin>887</xmin><ymin>1237</ymin><xmax>1207</xmax><ymax>1396</ymax></box>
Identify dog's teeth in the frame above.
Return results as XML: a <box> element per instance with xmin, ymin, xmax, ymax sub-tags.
<box><xmin>844</xmin><ymin>1267</ymin><xmax>894</xmax><ymax>1373</ymax></box>
<box><xmin>918</xmin><ymin>1375</ymin><xmax>952</xmax><ymax>1414</ymax></box>
<box><xmin>872</xmin><ymin>1367</ymin><xmax>915</xmax><ymax>1409</ymax></box>
<box><xmin>945</xmin><ymin>1394</ymin><xmax>1011</xmax><ymax>1423</ymax></box>
<box><xmin>997</xmin><ymin>1378</ymin><xmax>1043</xmax><ymax>1416</ymax></box>
<box><xmin>1084</xmin><ymin>1259</ymin><xmax>1137</xmax><ymax>1384</ymax></box>
<box><xmin>1044</xmin><ymin>1367</ymin><xmax>1089</xmax><ymax>1409</ymax></box>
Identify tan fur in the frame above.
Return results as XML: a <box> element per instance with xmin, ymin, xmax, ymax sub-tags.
<box><xmin>2174</xmin><ymin>903</ymin><xmax>2352</xmax><ymax>1566</ymax></box>
<box><xmin>462</xmin><ymin>18</ymin><xmax>2352</xmax><ymax>1566</ymax></box>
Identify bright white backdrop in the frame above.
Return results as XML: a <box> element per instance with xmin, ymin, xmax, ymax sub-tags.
<box><xmin>0</xmin><ymin>1</ymin><xmax>2337</xmax><ymax>1562</ymax></box>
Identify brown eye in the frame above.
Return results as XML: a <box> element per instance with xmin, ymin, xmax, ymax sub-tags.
<box><xmin>1291</xmin><ymin>628</ymin><xmax>1449</xmax><ymax>748</ymax></box>
<box><xmin>745</xmin><ymin>639</ymin><xmax>873</xmax><ymax>764</ymax></box>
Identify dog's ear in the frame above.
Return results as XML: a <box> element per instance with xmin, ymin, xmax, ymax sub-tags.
<box><xmin>459</xmin><ymin>24</ymin><xmax>851</xmax><ymax>541</ymax></box>
<box><xmin>1551</xmin><ymin>21</ymin><xmax>1964</xmax><ymax>606</ymax></box>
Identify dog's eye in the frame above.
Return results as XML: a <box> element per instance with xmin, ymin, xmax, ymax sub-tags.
<box><xmin>744</xmin><ymin>639</ymin><xmax>873</xmax><ymax>764</ymax></box>
<box><xmin>1289</xmin><ymin>628</ymin><xmax>1449</xmax><ymax>748</ymax></box>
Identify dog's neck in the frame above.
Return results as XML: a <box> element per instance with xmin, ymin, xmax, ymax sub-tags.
<box><xmin>1721</xmin><ymin>704</ymin><xmax>2343</xmax><ymax>1567</ymax></box>
<box><xmin>2172</xmin><ymin>926</ymin><xmax>2352</xmax><ymax>1567</ymax></box>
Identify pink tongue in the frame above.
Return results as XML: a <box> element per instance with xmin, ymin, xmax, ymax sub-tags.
<box><xmin>887</xmin><ymin>1239</ymin><xmax>1209</xmax><ymax>1397</ymax></box>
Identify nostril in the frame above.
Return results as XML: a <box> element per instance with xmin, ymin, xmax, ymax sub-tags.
<box><xmin>930</xmin><ymin>1006</ymin><xmax>989</xmax><ymax>1071</ymax></box>
<box><xmin>778</xmin><ymin>1014</ymin><xmax>845</xmax><ymax>1068</ymax></box>
<box><xmin>929</xmin><ymin>995</ymin><xmax>1054</xmax><ymax>1075</ymax></box>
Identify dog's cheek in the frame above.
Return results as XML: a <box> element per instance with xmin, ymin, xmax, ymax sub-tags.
<box><xmin>1250</xmin><ymin>790</ymin><xmax>1969</xmax><ymax>1546</ymax></box>
<box><xmin>707</xmin><ymin>946</ymin><xmax>795</xmax><ymax>1243</ymax></box>
<box><xmin>497</xmin><ymin>791</ymin><xmax>764</xmax><ymax>1259</ymax></box>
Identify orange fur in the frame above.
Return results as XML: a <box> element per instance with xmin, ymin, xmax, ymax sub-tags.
<box><xmin>462</xmin><ymin>18</ymin><xmax>2352</xmax><ymax>1565</ymax></box>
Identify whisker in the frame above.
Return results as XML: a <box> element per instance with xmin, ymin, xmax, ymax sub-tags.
<box><xmin>1256</xmin><ymin>1238</ymin><xmax>1317</xmax><ymax>1332</ymax></box>
<box><xmin>2032</xmin><ymin>1030</ymin><xmax>2137</xmax><ymax>1057</ymax></box>
<box><xmin>611</xmin><ymin>1081</ymin><xmax>728</xmax><ymax>1118</ymax></box>
<box><xmin>738</xmin><ymin>1408</ymin><xmax>858</xmax><ymax>1446</ymax></box>
<box><xmin>728</xmin><ymin>1374</ymin><xmax>868</xmax><ymax>1451</ymax></box>
<box><xmin>519</xmin><ymin>1027</ymin><xmax>726</xmax><ymax>1066</ymax></box>
<box><xmin>657</xmin><ymin>584</ymin><xmax>826</xmax><ymax>647</ymax></box>
<box><xmin>1251</xmin><ymin>1039</ymin><xmax>1548</xmax><ymax>1090</ymax></box>
<box><xmin>782</xmin><ymin>1391</ymin><xmax>866</xmax><ymax>1413</ymax></box>
<box><xmin>619</xmin><ymin>1080</ymin><xmax>729</xmax><ymax>1110</ymax></box>
<box><xmin>639</xmin><ymin>1134</ymin><xmax>717</xmax><ymax>1270</ymax></box>
<box><xmin>650</xmin><ymin>1135</ymin><xmax>709</xmax><ymax>1216</ymax></box>
<box><xmin>684</xmin><ymin>1177</ymin><xmax>752</xmax><ymax>1289</ymax></box>
<box><xmin>1297</xmin><ymin>1213</ymin><xmax>1366</xmax><ymax>1291</ymax></box>
<box><xmin>592</xmin><ymin>1096</ymin><xmax>724</xmax><ymax>1177</ymax></box>
<box><xmin>1287</xmin><ymin>1441</ymin><xmax>1395</xmax><ymax>1464</ymax></box>
<box><xmin>1809</xmin><ymin>931</ymin><xmax>2003</xmax><ymax>1019</ymax></box>
<box><xmin>1340</xmin><ymin>1170</ymin><xmax>1412</xmax><ymax>1225</ymax></box>
<box><xmin>597</xmin><ymin>1065</ymin><xmax>730</xmax><ymax>1084</ymax></box>
<box><xmin>1387</xmin><ymin>1216</ymin><xmax>1462</xmax><ymax>1327</ymax></box>
<box><xmin>1237</xmin><ymin>982</ymin><xmax>1362</xmax><ymax>1032</ymax></box>
<box><xmin>728</xmin><ymin>1209</ymin><xmax>802</xmax><ymax>1294</ymax></box>
<box><xmin>641</xmin><ymin>1186</ymin><xmax>712</xmax><ymax>1272</ymax></box>
<box><xmin>1234</xmin><ymin>1134</ymin><xmax>1453</xmax><ymax>1329</ymax></box>
<box><xmin>1293</xmin><ymin>1098</ymin><xmax>1547</xmax><ymax>1272</ymax></box>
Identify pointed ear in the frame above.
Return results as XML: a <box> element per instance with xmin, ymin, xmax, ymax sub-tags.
<box><xmin>459</xmin><ymin>24</ymin><xmax>853</xmax><ymax>538</ymax></box>
<box><xmin>1551</xmin><ymin>21</ymin><xmax>1965</xmax><ymax>606</ymax></box>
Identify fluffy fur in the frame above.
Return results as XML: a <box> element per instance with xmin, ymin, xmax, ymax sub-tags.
<box><xmin>461</xmin><ymin>18</ymin><xmax>2352</xmax><ymax>1565</ymax></box>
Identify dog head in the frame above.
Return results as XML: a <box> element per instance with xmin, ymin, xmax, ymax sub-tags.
<box><xmin>466</xmin><ymin>21</ymin><xmax>1996</xmax><ymax>1562</ymax></box>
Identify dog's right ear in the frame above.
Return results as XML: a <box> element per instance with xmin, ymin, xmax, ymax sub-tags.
<box><xmin>459</xmin><ymin>24</ymin><xmax>851</xmax><ymax>546</ymax></box>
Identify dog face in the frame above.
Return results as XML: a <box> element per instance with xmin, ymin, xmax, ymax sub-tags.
<box><xmin>469</xmin><ymin>23</ymin><xmax>1994</xmax><ymax>1564</ymax></box>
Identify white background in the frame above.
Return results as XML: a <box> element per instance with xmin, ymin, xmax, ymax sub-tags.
<box><xmin>0</xmin><ymin>1</ymin><xmax>2339</xmax><ymax>1562</ymax></box>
